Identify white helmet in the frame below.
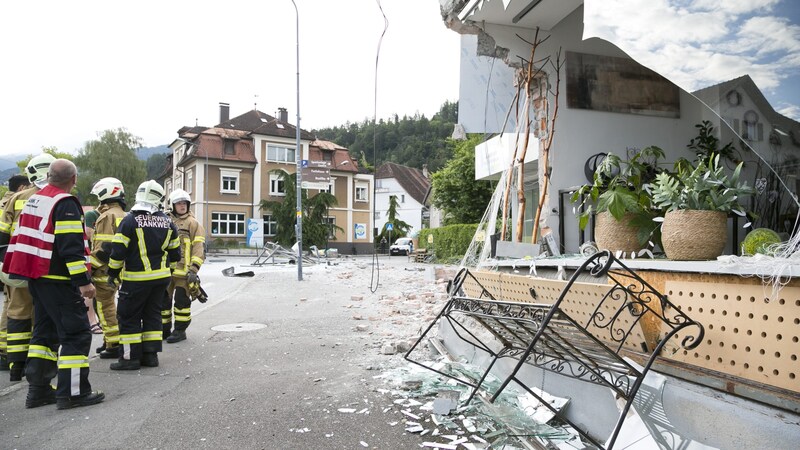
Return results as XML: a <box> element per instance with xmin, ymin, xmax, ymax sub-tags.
<box><xmin>169</xmin><ymin>189</ymin><xmax>191</xmax><ymax>207</ymax></box>
<box><xmin>91</xmin><ymin>177</ymin><xmax>125</xmax><ymax>202</ymax></box>
<box><xmin>134</xmin><ymin>180</ymin><xmax>165</xmax><ymax>208</ymax></box>
<box><xmin>26</xmin><ymin>153</ymin><xmax>56</xmax><ymax>187</ymax></box>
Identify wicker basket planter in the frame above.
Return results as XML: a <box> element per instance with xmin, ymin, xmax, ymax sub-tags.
<box><xmin>594</xmin><ymin>211</ymin><xmax>643</xmax><ymax>257</ymax></box>
<box><xmin>661</xmin><ymin>210</ymin><xmax>727</xmax><ymax>260</ymax></box>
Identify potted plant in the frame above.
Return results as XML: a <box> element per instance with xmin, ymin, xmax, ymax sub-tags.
<box><xmin>571</xmin><ymin>146</ymin><xmax>665</xmax><ymax>256</ymax></box>
<box><xmin>648</xmin><ymin>154</ymin><xmax>754</xmax><ymax>260</ymax></box>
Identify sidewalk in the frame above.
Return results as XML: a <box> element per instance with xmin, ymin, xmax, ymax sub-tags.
<box><xmin>0</xmin><ymin>255</ymin><xmax>451</xmax><ymax>449</ymax></box>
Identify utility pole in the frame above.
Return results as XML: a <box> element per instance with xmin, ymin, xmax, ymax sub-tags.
<box><xmin>291</xmin><ymin>0</ymin><xmax>303</xmax><ymax>281</ymax></box>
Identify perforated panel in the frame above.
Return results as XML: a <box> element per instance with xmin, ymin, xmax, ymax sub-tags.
<box><xmin>664</xmin><ymin>281</ymin><xmax>800</xmax><ymax>392</ymax></box>
<box><xmin>462</xmin><ymin>271</ymin><xmax>647</xmax><ymax>352</ymax></box>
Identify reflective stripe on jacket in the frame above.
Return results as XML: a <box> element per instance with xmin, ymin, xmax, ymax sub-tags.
<box><xmin>108</xmin><ymin>210</ymin><xmax>181</xmax><ymax>281</ymax></box>
<box><xmin>169</xmin><ymin>211</ymin><xmax>205</xmax><ymax>276</ymax></box>
<box><xmin>3</xmin><ymin>184</ymin><xmax>90</xmax><ymax>281</ymax></box>
<box><xmin>0</xmin><ymin>186</ymin><xmax>38</xmax><ymax>235</ymax></box>
<box><xmin>90</xmin><ymin>202</ymin><xmax>126</xmax><ymax>269</ymax></box>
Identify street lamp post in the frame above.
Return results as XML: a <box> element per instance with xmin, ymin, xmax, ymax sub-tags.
<box><xmin>291</xmin><ymin>0</ymin><xmax>303</xmax><ymax>281</ymax></box>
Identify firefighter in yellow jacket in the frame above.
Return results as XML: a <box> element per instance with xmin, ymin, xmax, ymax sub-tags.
<box><xmin>0</xmin><ymin>174</ymin><xmax>32</xmax><ymax>372</ymax></box>
<box><xmin>163</xmin><ymin>189</ymin><xmax>205</xmax><ymax>343</ymax></box>
<box><xmin>0</xmin><ymin>153</ymin><xmax>55</xmax><ymax>381</ymax></box>
<box><xmin>88</xmin><ymin>177</ymin><xmax>127</xmax><ymax>359</ymax></box>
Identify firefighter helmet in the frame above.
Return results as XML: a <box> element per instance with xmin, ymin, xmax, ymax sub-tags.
<box><xmin>135</xmin><ymin>180</ymin><xmax>165</xmax><ymax>207</ymax></box>
<box><xmin>168</xmin><ymin>189</ymin><xmax>191</xmax><ymax>207</ymax></box>
<box><xmin>26</xmin><ymin>153</ymin><xmax>56</xmax><ymax>187</ymax></box>
<box><xmin>91</xmin><ymin>177</ymin><xmax>125</xmax><ymax>202</ymax></box>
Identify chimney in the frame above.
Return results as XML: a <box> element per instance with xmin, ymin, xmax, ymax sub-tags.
<box><xmin>278</xmin><ymin>107</ymin><xmax>288</xmax><ymax>123</ymax></box>
<box><xmin>422</xmin><ymin>164</ymin><xmax>429</xmax><ymax>178</ymax></box>
<box><xmin>219</xmin><ymin>102</ymin><xmax>230</xmax><ymax>123</ymax></box>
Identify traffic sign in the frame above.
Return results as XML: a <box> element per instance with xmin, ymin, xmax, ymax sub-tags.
<box><xmin>386</xmin><ymin>223</ymin><xmax>393</xmax><ymax>231</ymax></box>
<box><xmin>300</xmin><ymin>160</ymin><xmax>331</xmax><ymax>189</ymax></box>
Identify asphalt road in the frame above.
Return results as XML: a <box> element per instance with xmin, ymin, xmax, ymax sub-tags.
<box><xmin>0</xmin><ymin>255</ymin><xmax>441</xmax><ymax>450</ymax></box>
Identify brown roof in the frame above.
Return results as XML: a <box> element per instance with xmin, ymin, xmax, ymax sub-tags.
<box><xmin>375</xmin><ymin>162</ymin><xmax>430</xmax><ymax>204</ymax></box>
<box><xmin>308</xmin><ymin>140</ymin><xmax>359</xmax><ymax>173</ymax></box>
<box><xmin>178</xmin><ymin>132</ymin><xmax>256</xmax><ymax>165</ymax></box>
<box><xmin>217</xmin><ymin>109</ymin><xmax>315</xmax><ymax>140</ymax></box>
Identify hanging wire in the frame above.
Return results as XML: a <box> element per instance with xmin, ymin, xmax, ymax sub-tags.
<box><xmin>369</xmin><ymin>0</ymin><xmax>389</xmax><ymax>294</ymax></box>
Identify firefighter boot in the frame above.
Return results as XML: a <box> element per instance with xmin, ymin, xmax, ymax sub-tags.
<box><xmin>0</xmin><ymin>354</ymin><xmax>9</xmax><ymax>371</ymax></box>
<box><xmin>56</xmin><ymin>391</ymin><xmax>105</xmax><ymax>410</ymax></box>
<box><xmin>98</xmin><ymin>346</ymin><xmax>120</xmax><ymax>359</ymax></box>
<box><xmin>110</xmin><ymin>359</ymin><xmax>140</xmax><ymax>371</ymax></box>
<box><xmin>9</xmin><ymin>361</ymin><xmax>25</xmax><ymax>381</ymax></box>
<box><xmin>140</xmin><ymin>352</ymin><xmax>159</xmax><ymax>367</ymax></box>
<box><xmin>166</xmin><ymin>330</ymin><xmax>186</xmax><ymax>343</ymax></box>
<box><xmin>26</xmin><ymin>384</ymin><xmax>57</xmax><ymax>409</ymax></box>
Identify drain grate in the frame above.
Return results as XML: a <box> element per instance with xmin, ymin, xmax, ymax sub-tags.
<box><xmin>211</xmin><ymin>323</ymin><xmax>267</xmax><ymax>332</ymax></box>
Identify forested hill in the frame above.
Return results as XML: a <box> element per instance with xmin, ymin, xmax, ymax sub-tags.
<box><xmin>312</xmin><ymin>100</ymin><xmax>457</xmax><ymax>171</ymax></box>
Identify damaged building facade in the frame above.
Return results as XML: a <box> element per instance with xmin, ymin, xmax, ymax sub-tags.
<box><xmin>417</xmin><ymin>1</ymin><xmax>800</xmax><ymax>449</ymax></box>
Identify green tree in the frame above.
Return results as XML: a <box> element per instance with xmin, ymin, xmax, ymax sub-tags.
<box><xmin>73</xmin><ymin>128</ymin><xmax>147</xmax><ymax>205</ymax></box>
<box><xmin>258</xmin><ymin>170</ymin><xmax>341</xmax><ymax>249</ymax></box>
<box><xmin>431</xmin><ymin>135</ymin><xmax>494</xmax><ymax>225</ymax></box>
<box><xmin>312</xmin><ymin>100</ymin><xmax>457</xmax><ymax>173</ymax></box>
<box><xmin>16</xmin><ymin>146</ymin><xmax>74</xmax><ymax>172</ymax></box>
<box><xmin>146</xmin><ymin>153</ymin><xmax>168</xmax><ymax>180</ymax></box>
<box><xmin>378</xmin><ymin>195</ymin><xmax>411</xmax><ymax>242</ymax></box>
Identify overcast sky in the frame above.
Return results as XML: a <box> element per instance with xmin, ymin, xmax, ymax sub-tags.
<box><xmin>0</xmin><ymin>0</ymin><xmax>460</xmax><ymax>158</ymax></box>
<box><xmin>585</xmin><ymin>0</ymin><xmax>800</xmax><ymax>120</ymax></box>
<box><xmin>2</xmin><ymin>0</ymin><xmax>798</xmax><ymax>161</ymax></box>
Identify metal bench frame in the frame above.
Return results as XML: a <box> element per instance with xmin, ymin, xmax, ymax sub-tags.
<box><xmin>405</xmin><ymin>250</ymin><xmax>704</xmax><ymax>449</ymax></box>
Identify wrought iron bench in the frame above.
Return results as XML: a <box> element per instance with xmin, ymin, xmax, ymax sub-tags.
<box><xmin>404</xmin><ymin>250</ymin><xmax>704</xmax><ymax>449</ymax></box>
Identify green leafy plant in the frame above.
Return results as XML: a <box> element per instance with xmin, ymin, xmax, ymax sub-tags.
<box><xmin>649</xmin><ymin>154</ymin><xmax>754</xmax><ymax>213</ymax></box>
<box><xmin>687</xmin><ymin>120</ymin><xmax>737</xmax><ymax>164</ymax></box>
<box><xmin>571</xmin><ymin>146</ymin><xmax>665</xmax><ymax>244</ymax></box>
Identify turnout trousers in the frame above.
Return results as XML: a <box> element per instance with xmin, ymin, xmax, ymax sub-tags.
<box><xmin>0</xmin><ymin>285</ymin><xmax>8</xmax><ymax>358</ymax></box>
<box><xmin>26</xmin><ymin>280</ymin><xmax>92</xmax><ymax>399</ymax></box>
<box><xmin>163</xmin><ymin>276</ymin><xmax>191</xmax><ymax>336</ymax></box>
<box><xmin>92</xmin><ymin>272</ymin><xmax>119</xmax><ymax>349</ymax></box>
<box><xmin>6</xmin><ymin>285</ymin><xmax>34</xmax><ymax>366</ymax></box>
<box><xmin>118</xmin><ymin>279</ymin><xmax>168</xmax><ymax>361</ymax></box>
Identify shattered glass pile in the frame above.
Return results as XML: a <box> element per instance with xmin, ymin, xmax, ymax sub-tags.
<box><xmin>376</xmin><ymin>358</ymin><xmax>589</xmax><ymax>450</ymax></box>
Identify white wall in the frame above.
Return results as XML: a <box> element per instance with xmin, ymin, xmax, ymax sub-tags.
<box><xmin>375</xmin><ymin>178</ymin><xmax>425</xmax><ymax>235</ymax></box>
<box><xmin>466</xmin><ymin>6</ymin><xmax>716</xmax><ymax>252</ymax></box>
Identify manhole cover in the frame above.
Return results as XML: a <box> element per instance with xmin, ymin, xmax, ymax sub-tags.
<box><xmin>211</xmin><ymin>323</ymin><xmax>267</xmax><ymax>332</ymax></box>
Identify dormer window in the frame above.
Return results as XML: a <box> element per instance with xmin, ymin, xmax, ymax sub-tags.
<box><xmin>743</xmin><ymin>110</ymin><xmax>762</xmax><ymax>142</ymax></box>
<box><xmin>224</xmin><ymin>139</ymin><xmax>235</xmax><ymax>155</ymax></box>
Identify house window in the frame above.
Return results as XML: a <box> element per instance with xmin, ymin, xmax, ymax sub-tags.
<box><xmin>401</xmin><ymin>194</ymin><xmax>405</xmax><ymax>203</ymax></box>
<box><xmin>743</xmin><ymin>110</ymin><xmax>761</xmax><ymax>141</ymax></box>
<box><xmin>355</xmin><ymin>183</ymin><xmax>368</xmax><ymax>202</ymax></box>
<box><xmin>270</xmin><ymin>173</ymin><xmax>286</xmax><ymax>196</ymax></box>
<box><xmin>211</xmin><ymin>212</ymin><xmax>245</xmax><ymax>236</ymax></box>
<box><xmin>186</xmin><ymin>169</ymin><xmax>193</xmax><ymax>194</ymax></box>
<box><xmin>224</xmin><ymin>140</ymin><xmax>235</xmax><ymax>155</ymax></box>
<box><xmin>322</xmin><ymin>152</ymin><xmax>333</xmax><ymax>162</ymax></box>
<box><xmin>267</xmin><ymin>144</ymin><xmax>296</xmax><ymax>163</ymax></box>
<box><xmin>374</xmin><ymin>211</ymin><xmax>381</xmax><ymax>220</ymax></box>
<box><xmin>320</xmin><ymin>177</ymin><xmax>336</xmax><ymax>195</ymax></box>
<box><xmin>220</xmin><ymin>169</ymin><xmax>240</xmax><ymax>194</ymax></box>
<box><xmin>324</xmin><ymin>216</ymin><xmax>336</xmax><ymax>239</ymax></box>
<box><xmin>263</xmin><ymin>214</ymin><xmax>278</xmax><ymax>236</ymax></box>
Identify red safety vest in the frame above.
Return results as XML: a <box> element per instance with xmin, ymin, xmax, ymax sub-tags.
<box><xmin>3</xmin><ymin>184</ymin><xmax>90</xmax><ymax>279</ymax></box>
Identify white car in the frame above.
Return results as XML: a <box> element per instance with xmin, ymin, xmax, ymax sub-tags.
<box><xmin>390</xmin><ymin>237</ymin><xmax>414</xmax><ymax>256</ymax></box>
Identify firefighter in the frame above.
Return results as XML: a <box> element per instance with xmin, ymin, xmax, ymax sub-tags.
<box><xmin>0</xmin><ymin>153</ymin><xmax>55</xmax><ymax>381</ymax></box>
<box><xmin>3</xmin><ymin>159</ymin><xmax>105</xmax><ymax>409</ymax></box>
<box><xmin>0</xmin><ymin>175</ymin><xmax>32</xmax><ymax>371</ymax></box>
<box><xmin>88</xmin><ymin>177</ymin><xmax>127</xmax><ymax>359</ymax></box>
<box><xmin>107</xmin><ymin>180</ymin><xmax>180</xmax><ymax>370</ymax></box>
<box><xmin>163</xmin><ymin>189</ymin><xmax>205</xmax><ymax>344</ymax></box>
